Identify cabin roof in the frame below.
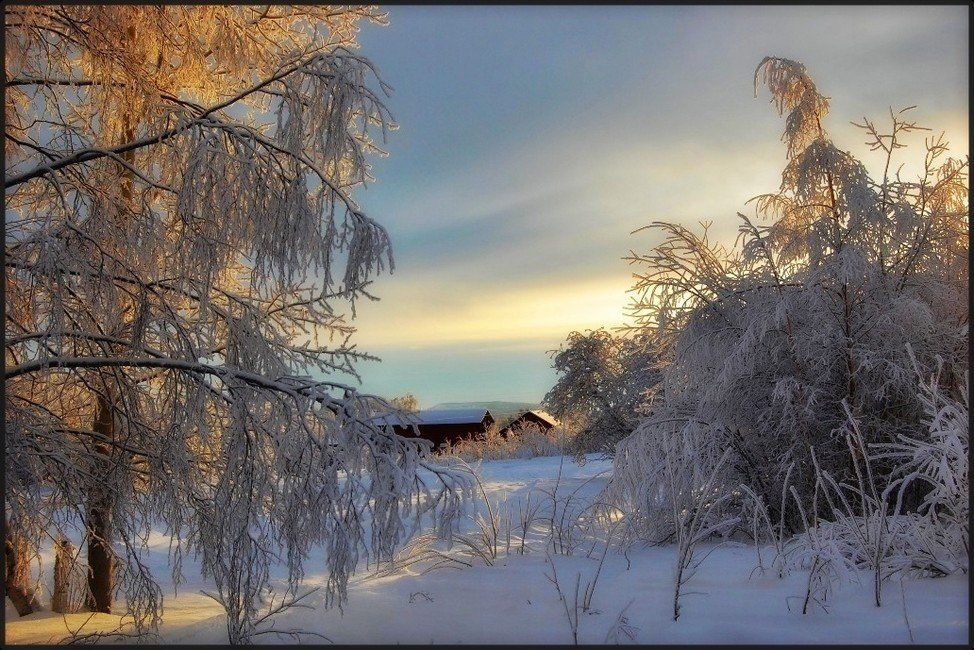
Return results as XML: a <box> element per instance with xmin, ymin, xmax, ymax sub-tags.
<box><xmin>376</xmin><ymin>408</ymin><xmax>493</xmax><ymax>428</ymax></box>
<box><xmin>525</xmin><ymin>410</ymin><xmax>558</xmax><ymax>426</ymax></box>
<box><xmin>415</xmin><ymin>408</ymin><xmax>493</xmax><ymax>425</ymax></box>
<box><xmin>503</xmin><ymin>409</ymin><xmax>559</xmax><ymax>429</ymax></box>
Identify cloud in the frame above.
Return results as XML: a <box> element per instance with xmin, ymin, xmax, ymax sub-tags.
<box><xmin>352</xmin><ymin>101</ymin><xmax>967</xmax><ymax>353</ymax></box>
<box><xmin>346</xmin><ymin>130</ymin><xmax>796</xmax><ymax>355</ymax></box>
<box><xmin>352</xmin><ymin>271</ymin><xmax>631</xmax><ymax>349</ymax></box>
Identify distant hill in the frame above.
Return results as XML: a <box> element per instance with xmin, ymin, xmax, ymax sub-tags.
<box><xmin>430</xmin><ymin>401</ymin><xmax>540</xmax><ymax>427</ymax></box>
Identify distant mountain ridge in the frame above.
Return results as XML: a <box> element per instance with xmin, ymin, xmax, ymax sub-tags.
<box><xmin>429</xmin><ymin>401</ymin><xmax>540</xmax><ymax>427</ymax></box>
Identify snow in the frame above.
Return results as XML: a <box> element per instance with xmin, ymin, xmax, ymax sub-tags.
<box><xmin>525</xmin><ymin>409</ymin><xmax>559</xmax><ymax>426</ymax></box>
<box><xmin>5</xmin><ymin>455</ymin><xmax>968</xmax><ymax>644</ymax></box>
<box><xmin>373</xmin><ymin>407</ymin><xmax>492</xmax><ymax>428</ymax></box>
<box><xmin>409</xmin><ymin>408</ymin><xmax>492</xmax><ymax>425</ymax></box>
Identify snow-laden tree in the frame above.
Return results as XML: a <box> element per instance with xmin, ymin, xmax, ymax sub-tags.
<box><xmin>607</xmin><ymin>57</ymin><xmax>968</xmax><ymax>544</ymax></box>
<box><xmin>543</xmin><ymin>329</ymin><xmax>660</xmax><ymax>455</ymax></box>
<box><xmin>391</xmin><ymin>393</ymin><xmax>420</xmax><ymax>413</ymax></box>
<box><xmin>4</xmin><ymin>6</ymin><xmax>466</xmax><ymax>641</ymax></box>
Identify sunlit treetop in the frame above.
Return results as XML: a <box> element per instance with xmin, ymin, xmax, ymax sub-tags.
<box><xmin>6</xmin><ymin>5</ymin><xmax>387</xmax><ymax>143</ymax></box>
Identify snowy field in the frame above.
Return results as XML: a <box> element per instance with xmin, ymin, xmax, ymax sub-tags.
<box><xmin>5</xmin><ymin>455</ymin><xmax>969</xmax><ymax>644</ymax></box>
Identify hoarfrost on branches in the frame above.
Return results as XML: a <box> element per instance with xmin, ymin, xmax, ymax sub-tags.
<box><xmin>543</xmin><ymin>329</ymin><xmax>660</xmax><ymax>456</ymax></box>
<box><xmin>605</xmin><ymin>56</ymin><xmax>968</xmax><ymax>582</ymax></box>
<box><xmin>4</xmin><ymin>6</ymin><xmax>468</xmax><ymax>642</ymax></box>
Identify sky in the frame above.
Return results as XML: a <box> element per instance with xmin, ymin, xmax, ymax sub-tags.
<box><xmin>333</xmin><ymin>5</ymin><xmax>968</xmax><ymax>408</ymax></box>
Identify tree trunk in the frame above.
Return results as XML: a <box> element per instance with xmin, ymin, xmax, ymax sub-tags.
<box><xmin>52</xmin><ymin>539</ymin><xmax>71</xmax><ymax>613</ymax></box>
<box><xmin>85</xmin><ymin>28</ymin><xmax>136</xmax><ymax>614</ymax></box>
<box><xmin>86</xmin><ymin>396</ymin><xmax>115</xmax><ymax>614</ymax></box>
<box><xmin>4</xmin><ymin>523</ymin><xmax>41</xmax><ymax>616</ymax></box>
<box><xmin>53</xmin><ymin>537</ymin><xmax>87</xmax><ymax>614</ymax></box>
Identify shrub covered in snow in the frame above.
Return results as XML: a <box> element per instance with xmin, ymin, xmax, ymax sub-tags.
<box><xmin>604</xmin><ymin>56</ymin><xmax>968</xmax><ymax>592</ymax></box>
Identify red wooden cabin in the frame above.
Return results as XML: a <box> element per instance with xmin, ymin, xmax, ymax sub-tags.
<box><xmin>390</xmin><ymin>408</ymin><xmax>495</xmax><ymax>448</ymax></box>
<box><xmin>500</xmin><ymin>410</ymin><xmax>558</xmax><ymax>435</ymax></box>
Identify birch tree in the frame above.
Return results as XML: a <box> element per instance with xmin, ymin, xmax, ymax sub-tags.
<box><xmin>608</xmin><ymin>57</ymin><xmax>968</xmax><ymax>543</ymax></box>
<box><xmin>4</xmin><ymin>6</ymin><xmax>465</xmax><ymax>641</ymax></box>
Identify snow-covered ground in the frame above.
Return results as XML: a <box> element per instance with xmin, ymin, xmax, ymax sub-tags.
<box><xmin>5</xmin><ymin>455</ymin><xmax>969</xmax><ymax>644</ymax></box>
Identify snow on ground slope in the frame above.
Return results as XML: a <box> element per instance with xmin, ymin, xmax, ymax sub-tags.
<box><xmin>5</xmin><ymin>455</ymin><xmax>969</xmax><ymax>644</ymax></box>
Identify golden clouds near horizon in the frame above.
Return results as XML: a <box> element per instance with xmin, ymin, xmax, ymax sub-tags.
<box><xmin>346</xmin><ymin>274</ymin><xmax>632</xmax><ymax>350</ymax></box>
